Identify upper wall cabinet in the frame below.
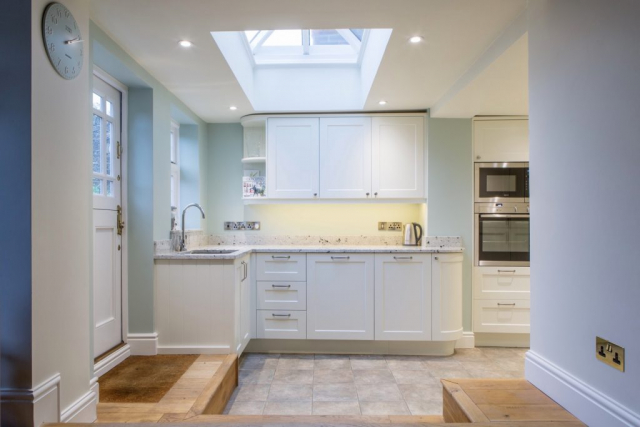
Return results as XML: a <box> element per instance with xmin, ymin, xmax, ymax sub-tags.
<box><xmin>267</xmin><ymin>118</ymin><xmax>320</xmax><ymax>198</ymax></box>
<box><xmin>473</xmin><ymin>117</ymin><xmax>529</xmax><ymax>162</ymax></box>
<box><xmin>320</xmin><ymin>117</ymin><xmax>372</xmax><ymax>199</ymax></box>
<box><xmin>372</xmin><ymin>117</ymin><xmax>425</xmax><ymax>199</ymax></box>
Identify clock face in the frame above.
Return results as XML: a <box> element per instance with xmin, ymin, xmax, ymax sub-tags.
<box><xmin>42</xmin><ymin>2</ymin><xmax>83</xmax><ymax>80</ymax></box>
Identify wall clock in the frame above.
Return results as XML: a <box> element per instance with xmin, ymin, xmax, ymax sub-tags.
<box><xmin>42</xmin><ymin>2</ymin><xmax>83</xmax><ymax>80</ymax></box>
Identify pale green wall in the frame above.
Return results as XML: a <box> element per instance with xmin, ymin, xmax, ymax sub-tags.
<box><xmin>427</xmin><ymin>118</ymin><xmax>473</xmax><ymax>331</ymax></box>
<box><xmin>91</xmin><ymin>22</ymin><xmax>208</xmax><ymax>334</ymax></box>
<box><xmin>206</xmin><ymin>123</ymin><xmax>423</xmax><ymax>236</ymax></box>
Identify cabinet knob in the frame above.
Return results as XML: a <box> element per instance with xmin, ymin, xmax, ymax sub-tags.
<box><xmin>366</xmin><ymin>193</ymin><xmax>370</xmax><ymax>196</ymax></box>
<box><xmin>476</xmin><ymin>155</ymin><xmax>481</xmax><ymax>160</ymax></box>
<box><xmin>374</xmin><ymin>192</ymin><xmax>378</xmax><ymax>196</ymax></box>
<box><xmin>313</xmin><ymin>193</ymin><xmax>317</xmax><ymax>197</ymax></box>
<box><xmin>434</xmin><ymin>256</ymin><xmax>439</xmax><ymax>260</ymax></box>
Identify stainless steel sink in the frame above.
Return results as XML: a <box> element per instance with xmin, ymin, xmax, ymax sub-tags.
<box><xmin>187</xmin><ymin>249</ymin><xmax>239</xmax><ymax>254</ymax></box>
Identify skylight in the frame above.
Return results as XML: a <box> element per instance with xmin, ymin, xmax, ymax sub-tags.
<box><xmin>243</xmin><ymin>29</ymin><xmax>369</xmax><ymax>65</ymax></box>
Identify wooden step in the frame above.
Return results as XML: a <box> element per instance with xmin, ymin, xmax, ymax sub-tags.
<box><xmin>442</xmin><ymin>378</ymin><xmax>584</xmax><ymax>425</ymax></box>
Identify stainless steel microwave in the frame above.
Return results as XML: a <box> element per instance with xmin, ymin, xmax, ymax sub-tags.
<box><xmin>475</xmin><ymin>162</ymin><xmax>529</xmax><ymax>203</ymax></box>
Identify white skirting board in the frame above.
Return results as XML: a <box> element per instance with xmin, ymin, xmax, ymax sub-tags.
<box><xmin>246</xmin><ymin>339</ymin><xmax>457</xmax><ymax>355</ymax></box>
<box><xmin>455</xmin><ymin>332</ymin><xmax>475</xmax><ymax>349</ymax></box>
<box><xmin>128</xmin><ymin>333</ymin><xmax>158</xmax><ymax>355</ymax></box>
<box><xmin>526</xmin><ymin>351</ymin><xmax>640</xmax><ymax>427</ymax></box>
<box><xmin>157</xmin><ymin>345</ymin><xmax>231</xmax><ymax>355</ymax></box>
<box><xmin>475</xmin><ymin>332</ymin><xmax>530</xmax><ymax>348</ymax></box>
<box><xmin>94</xmin><ymin>344</ymin><xmax>130</xmax><ymax>378</ymax></box>
<box><xmin>60</xmin><ymin>386</ymin><xmax>97</xmax><ymax>423</ymax></box>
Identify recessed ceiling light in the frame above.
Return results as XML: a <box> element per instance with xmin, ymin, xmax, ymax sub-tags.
<box><xmin>378</xmin><ymin>100</ymin><xmax>387</xmax><ymax>106</ymax></box>
<box><xmin>229</xmin><ymin>106</ymin><xmax>238</xmax><ymax>111</ymax></box>
<box><xmin>178</xmin><ymin>40</ymin><xmax>192</xmax><ymax>48</ymax></box>
<box><xmin>409</xmin><ymin>36</ymin><xmax>423</xmax><ymax>44</ymax></box>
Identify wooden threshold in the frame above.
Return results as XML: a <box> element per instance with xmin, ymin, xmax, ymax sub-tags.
<box><xmin>94</xmin><ymin>341</ymin><xmax>126</xmax><ymax>363</ymax></box>
<box><xmin>186</xmin><ymin>353</ymin><xmax>238</xmax><ymax>417</ymax></box>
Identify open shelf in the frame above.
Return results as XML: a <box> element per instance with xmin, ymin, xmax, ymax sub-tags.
<box><xmin>241</xmin><ymin>157</ymin><xmax>266</xmax><ymax>164</ymax></box>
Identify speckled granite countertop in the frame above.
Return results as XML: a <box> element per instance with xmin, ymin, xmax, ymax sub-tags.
<box><xmin>154</xmin><ymin>244</ymin><xmax>463</xmax><ymax>260</ymax></box>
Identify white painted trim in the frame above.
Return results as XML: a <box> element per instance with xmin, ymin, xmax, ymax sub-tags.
<box><xmin>455</xmin><ymin>331</ymin><xmax>475</xmax><ymax>349</ymax></box>
<box><xmin>60</xmin><ymin>387</ymin><xmax>97</xmax><ymax>423</ymax></box>
<box><xmin>246</xmin><ymin>339</ymin><xmax>456</xmax><ymax>356</ymax></box>
<box><xmin>128</xmin><ymin>333</ymin><xmax>158</xmax><ymax>355</ymax></box>
<box><xmin>1</xmin><ymin>374</ymin><xmax>61</xmax><ymax>425</ymax></box>
<box><xmin>90</xmin><ymin>376</ymin><xmax>99</xmax><ymax>403</ymax></box>
<box><xmin>157</xmin><ymin>345</ymin><xmax>231</xmax><ymax>355</ymax></box>
<box><xmin>94</xmin><ymin>344</ymin><xmax>131</xmax><ymax>378</ymax></box>
<box><xmin>526</xmin><ymin>351</ymin><xmax>640</xmax><ymax>427</ymax></box>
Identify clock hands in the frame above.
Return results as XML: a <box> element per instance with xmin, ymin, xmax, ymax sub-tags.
<box><xmin>64</xmin><ymin>37</ymin><xmax>84</xmax><ymax>45</ymax></box>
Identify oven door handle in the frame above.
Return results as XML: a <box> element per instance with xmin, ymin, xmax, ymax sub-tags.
<box><xmin>479</xmin><ymin>214</ymin><xmax>530</xmax><ymax>219</ymax></box>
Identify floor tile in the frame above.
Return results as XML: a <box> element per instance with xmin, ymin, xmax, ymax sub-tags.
<box><xmin>352</xmin><ymin>369</ymin><xmax>396</xmax><ymax>384</ymax></box>
<box><xmin>263</xmin><ymin>401</ymin><xmax>312</xmax><ymax>415</ymax></box>
<box><xmin>313</xmin><ymin>369</ymin><xmax>354</xmax><ymax>384</ymax></box>
<box><xmin>234</xmin><ymin>384</ymin><xmax>270</xmax><ymax>401</ymax></box>
<box><xmin>423</xmin><ymin>360</ymin><xmax>463</xmax><ymax>370</ymax></box>
<box><xmin>240</xmin><ymin>354</ymin><xmax>280</xmax><ymax>370</ymax></box>
<box><xmin>356</xmin><ymin>383</ymin><xmax>404</xmax><ymax>402</ymax></box>
<box><xmin>238</xmin><ymin>369</ymin><xmax>275</xmax><ymax>384</ymax></box>
<box><xmin>350</xmin><ymin>356</ymin><xmax>388</xmax><ymax>370</ymax></box>
<box><xmin>391</xmin><ymin>370</ymin><xmax>440</xmax><ymax>386</ymax></box>
<box><xmin>314</xmin><ymin>356</ymin><xmax>351</xmax><ymax>370</ymax></box>
<box><xmin>360</xmin><ymin>401</ymin><xmax>410</xmax><ymax>415</ymax></box>
<box><xmin>267</xmin><ymin>384</ymin><xmax>312</xmax><ymax>401</ymax></box>
<box><xmin>272</xmin><ymin>369</ymin><xmax>314</xmax><ymax>384</ymax></box>
<box><xmin>385</xmin><ymin>356</ymin><xmax>428</xmax><ymax>371</ymax></box>
<box><xmin>277</xmin><ymin>357</ymin><xmax>315</xmax><ymax>370</ymax></box>
<box><xmin>313</xmin><ymin>383</ymin><xmax>359</xmax><ymax>401</ymax></box>
<box><xmin>398</xmin><ymin>383</ymin><xmax>442</xmax><ymax>401</ymax></box>
<box><xmin>225</xmin><ymin>401</ymin><xmax>265</xmax><ymax>415</ymax></box>
<box><xmin>426</xmin><ymin>366</ymin><xmax>472</xmax><ymax>379</ymax></box>
<box><xmin>452</xmin><ymin>348</ymin><xmax>489</xmax><ymax>361</ymax></box>
<box><xmin>312</xmin><ymin>401</ymin><xmax>361</xmax><ymax>415</ymax></box>
<box><xmin>406</xmin><ymin>399</ymin><xmax>442</xmax><ymax>415</ymax></box>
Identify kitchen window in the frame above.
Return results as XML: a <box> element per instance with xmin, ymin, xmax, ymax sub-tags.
<box><xmin>170</xmin><ymin>121</ymin><xmax>180</xmax><ymax>227</ymax></box>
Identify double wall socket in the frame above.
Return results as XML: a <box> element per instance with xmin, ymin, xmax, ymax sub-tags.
<box><xmin>596</xmin><ymin>336</ymin><xmax>625</xmax><ymax>372</ymax></box>
<box><xmin>378</xmin><ymin>222</ymin><xmax>403</xmax><ymax>231</ymax></box>
<box><xmin>224</xmin><ymin>221</ymin><xmax>261</xmax><ymax>231</ymax></box>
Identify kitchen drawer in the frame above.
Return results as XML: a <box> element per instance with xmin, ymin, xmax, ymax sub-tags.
<box><xmin>473</xmin><ymin>299</ymin><xmax>530</xmax><ymax>334</ymax></box>
<box><xmin>257</xmin><ymin>253</ymin><xmax>307</xmax><ymax>281</ymax></box>
<box><xmin>257</xmin><ymin>281</ymin><xmax>307</xmax><ymax>311</ymax></box>
<box><xmin>473</xmin><ymin>267</ymin><xmax>530</xmax><ymax>300</ymax></box>
<box><xmin>257</xmin><ymin>310</ymin><xmax>307</xmax><ymax>339</ymax></box>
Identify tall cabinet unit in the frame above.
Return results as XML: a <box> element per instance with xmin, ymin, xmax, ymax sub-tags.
<box><xmin>319</xmin><ymin>117</ymin><xmax>372</xmax><ymax>198</ymax></box>
<box><xmin>307</xmin><ymin>254</ymin><xmax>375</xmax><ymax>340</ymax></box>
<box><xmin>372</xmin><ymin>117</ymin><xmax>425</xmax><ymax>199</ymax></box>
<box><xmin>267</xmin><ymin>117</ymin><xmax>320</xmax><ymax>198</ymax></box>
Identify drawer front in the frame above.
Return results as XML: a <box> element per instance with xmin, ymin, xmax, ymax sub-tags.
<box><xmin>257</xmin><ymin>281</ymin><xmax>307</xmax><ymax>311</ymax></box>
<box><xmin>257</xmin><ymin>253</ymin><xmax>307</xmax><ymax>281</ymax></box>
<box><xmin>473</xmin><ymin>299</ymin><xmax>530</xmax><ymax>333</ymax></box>
<box><xmin>473</xmin><ymin>267</ymin><xmax>530</xmax><ymax>300</ymax></box>
<box><xmin>257</xmin><ymin>310</ymin><xmax>307</xmax><ymax>339</ymax></box>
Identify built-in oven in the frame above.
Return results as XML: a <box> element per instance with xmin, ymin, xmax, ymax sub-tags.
<box><xmin>475</xmin><ymin>203</ymin><xmax>530</xmax><ymax>267</ymax></box>
<box><xmin>475</xmin><ymin>162</ymin><xmax>529</xmax><ymax>203</ymax></box>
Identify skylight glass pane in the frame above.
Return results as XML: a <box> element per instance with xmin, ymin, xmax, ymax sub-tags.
<box><xmin>245</xmin><ymin>30</ymin><xmax>259</xmax><ymax>43</ymax></box>
<box><xmin>263</xmin><ymin>30</ymin><xmax>302</xmax><ymax>46</ymax></box>
<box><xmin>350</xmin><ymin>29</ymin><xmax>364</xmax><ymax>41</ymax></box>
<box><xmin>310</xmin><ymin>29</ymin><xmax>348</xmax><ymax>46</ymax></box>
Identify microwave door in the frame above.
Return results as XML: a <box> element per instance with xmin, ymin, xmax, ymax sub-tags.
<box><xmin>475</xmin><ymin>163</ymin><xmax>526</xmax><ymax>203</ymax></box>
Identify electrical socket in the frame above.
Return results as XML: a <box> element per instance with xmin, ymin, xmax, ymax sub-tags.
<box><xmin>596</xmin><ymin>336</ymin><xmax>625</xmax><ymax>372</ymax></box>
<box><xmin>224</xmin><ymin>221</ymin><xmax>261</xmax><ymax>231</ymax></box>
<box><xmin>378</xmin><ymin>222</ymin><xmax>403</xmax><ymax>231</ymax></box>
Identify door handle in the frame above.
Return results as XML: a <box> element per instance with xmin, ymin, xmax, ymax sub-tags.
<box><xmin>498</xmin><ymin>270</ymin><xmax>516</xmax><ymax>273</ymax></box>
<box><xmin>393</xmin><ymin>256</ymin><xmax>413</xmax><ymax>260</ymax></box>
<box><xmin>271</xmin><ymin>313</ymin><xmax>291</xmax><ymax>318</ymax></box>
<box><xmin>497</xmin><ymin>303</ymin><xmax>516</xmax><ymax>306</ymax></box>
<box><xmin>117</xmin><ymin>205</ymin><xmax>125</xmax><ymax>235</ymax></box>
<box><xmin>241</xmin><ymin>261</ymin><xmax>247</xmax><ymax>281</ymax></box>
<box><xmin>272</xmin><ymin>255</ymin><xmax>291</xmax><ymax>259</ymax></box>
<box><xmin>272</xmin><ymin>284</ymin><xmax>291</xmax><ymax>288</ymax></box>
<box><xmin>331</xmin><ymin>256</ymin><xmax>350</xmax><ymax>260</ymax></box>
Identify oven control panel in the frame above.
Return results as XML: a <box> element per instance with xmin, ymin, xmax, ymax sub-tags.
<box><xmin>474</xmin><ymin>202</ymin><xmax>530</xmax><ymax>214</ymax></box>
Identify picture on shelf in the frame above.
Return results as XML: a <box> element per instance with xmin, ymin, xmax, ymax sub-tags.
<box><xmin>243</xmin><ymin>171</ymin><xmax>266</xmax><ymax>198</ymax></box>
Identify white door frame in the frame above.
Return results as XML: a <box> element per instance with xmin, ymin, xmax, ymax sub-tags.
<box><xmin>93</xmin><ymin>66</ymin><xmax>129</xmax><ymax>375</ymax></box>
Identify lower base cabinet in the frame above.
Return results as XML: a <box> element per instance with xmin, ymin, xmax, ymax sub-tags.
<box><xmin>257</xmin><ymin>310</ymin><xmax>307</xmax><ymax>339</ymax></box>
<box><xmin>432</xmin><ymin>253</ymin><xmax>464</xmax><ymax>341</ymax></box>
<box><xmin>473</xmin><ymin>299</ymin><xmax>531</xmax><ymax>333</ymax></box>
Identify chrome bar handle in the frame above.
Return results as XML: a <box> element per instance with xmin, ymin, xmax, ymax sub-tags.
<box><xmin>272</xmin><ymin>255</ymin><xmax>291</xmax><ymax>259</ymax></box>
<box><xmin>331</xmin><ymin>256</ymin><xmax>350</xmax><ymax>260</ymax></box>
<box><xmin>498</xmin><ymin>270</ymin><xmax>516</xmax><ymax>273</ymax></box>
<box><xmin>497</xmin><ymin>303</ymin><xmax>516</xmax><ymax>306</ymax></box>
<box><xmin>393</xmin><ymin>256</ymin><xmax>413</xmax><ymax>260</ymax></box>
<box><xmin>272</xmin><ymin>313</ymin><xmax>291</xmax><ymax>317</ymax></box>
<box><xmin>272</xmin><ymin>284</ymin><xmax>291</xmax><ymax>288</ymax></box>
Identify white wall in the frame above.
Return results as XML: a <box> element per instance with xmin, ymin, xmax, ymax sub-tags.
<box><xmin>31</xmin><ymin>0</ymin><xmax>93</xmax><ymax>423</ymax></box>
<box><xmin>526</xmin><ymin>1</ymin><xmax>640</xmax><ymax>425</ymax></box>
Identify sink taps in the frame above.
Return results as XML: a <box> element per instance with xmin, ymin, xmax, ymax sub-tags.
<box><xmin>180</xmin><ymin>203</ymin><xmax>206</xmax><ymax>251</ymax></box>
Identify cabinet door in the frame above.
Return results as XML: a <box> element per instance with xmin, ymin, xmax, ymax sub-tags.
<box><xmin>267</xmin><ymin>118</ymin><xmax>320</xmax><ymax>198</ymax></box>
<box><xmin>472</xmin><ymin>266</ymin><xmax>530</xmax><ymax>300</ymax></box>
<box><xmin>307</xmin><ymin>254</ymin><xmax>374</xmax><ymax>340</ymax></box>
<box><xmin>372</xmin><ymin>117</ymin><xmax>424</xmax><ymax>198</ymax></box>
<box><xmin>374</xmin><ymin>254</ymin><xmax>432</xmax><ymax>341</ymax></box>
<box><xmin>473</xmin><ymin>299</ymin><xmax>530</xmax><ymax>333</ymax></box>
<box><xmin>320</xmin><ymin>117</ymin><xmax>372</xmax><ymax>198</ymax></box>
<box><xmin>431</xmin><ymin>253</ymin><xmax>464</xmax><ymax>341</ymax></box>
<box><xmin>473</xmin><ymin>119</ymin><xmax>529</xmax><ymax>162</ymax></box>
<box><xmin>235</xmin><ymin>257</ymin><xmax>251</xmax><ymax>354</ymax></box>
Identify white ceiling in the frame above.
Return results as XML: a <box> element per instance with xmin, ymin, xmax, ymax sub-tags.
<box><xmin>90</xmin><ymin>0</ymin><xmax>528</xmax><ymax>122</ymax></box>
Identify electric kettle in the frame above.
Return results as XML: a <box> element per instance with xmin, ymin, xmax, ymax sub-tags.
<box><xmin>403</xmin><ymin>223</ymin><xmax>423</xmax><ymax>246</ymax></box>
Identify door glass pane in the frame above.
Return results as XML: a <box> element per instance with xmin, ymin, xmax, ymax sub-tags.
<box><xmin>106</xmin><ymin>180</ymin><xmax>114</xmax><ymax>197</ymax></box>
<box><xmin>106</xmin><ymin>100</ymin><xmax>114</xmax><ymax>117</ymax></box>
<box><xmin>481</xmin><ymin>220</ymin><xmax>510</xmax><ymax>252</ymax></box>
<box><xmin>486</xmin><ymin>175</ymin><xmax>516</xmax><ymax>192</ymax></box>
<box><xmin>311</xmin><ymin>29</ymin><xmax>348</xmax><ymax>45</ymax></box>
<box><xmin>263</xmin><ymin>30</ymin><xmax>302</xmax><ymax>46</ymax></box>
<box><xmin>93</xmin><ymin>93</ymin><xmax>103</xmax><ymax>111</ymax></box>
<box><xmin>106</xmin><ymin>121</ymin><xmax>113</xmax><ymax>175</ymax></box>
<box><xmin>510</xmin><ymin>220</ymin><xmax>530</xmax><ymax>252</ymax></box>
<box><xmin>92</xmin><ymin>114</ymin><xmax>101</xmax><ymax>173</ymax></box>
<box><xmin>93</xmin><ymin>178</ymin><xmax>102</xmax><ymax>195</ymax></box>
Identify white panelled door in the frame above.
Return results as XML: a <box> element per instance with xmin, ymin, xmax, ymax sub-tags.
<box><xmin>319</xmin><ymin>117</ymin><xmax>372</xmax><ymax>198</ymax></box>
<box><xmin>92</xmin><ymin>76</ymin><xmax>123</xmax><ymax>358</ymax></box>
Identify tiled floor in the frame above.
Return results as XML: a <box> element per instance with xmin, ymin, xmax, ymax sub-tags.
<box><xmin>224</xmin><ymin>347</ymin><xmax>527</xmax><ymax>416</ymax></box>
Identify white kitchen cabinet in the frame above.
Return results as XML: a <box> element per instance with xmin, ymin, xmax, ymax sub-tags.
<box><xmin>374</xmin><ymin>254</ymin><xmax>432</xmax><ymax>341</ymax></box>
<box><xmin>256</xmin><ymin>253</ymin><xmax>307</xmax><ymax>282</ymax></box>
<box><xmin>235</xmin><ymin>256</ymin><xmax>251</xmax><ymax>354</ymax></box>
<box><xmin>267</xmin><ymin>117</ymin><xmax>320</xmax><ymax>198</ymax></box>
<box><xmin>473</xmin><ymin>299</ymin><xmax>530</xmax><ymax>333</ymax></box>
<box><xmin>371</xmin><ymin>116</ymin><xmax>425</xmax><ymax>199</ymax></box>
<box><xmin>257</xmin><ymin>281</ymin><xmax>306</xmax><ymax>311</ymax></box>
<box><xmin>307</xmin><ymin>254</ymin><xmax>374</xmax><ymax>340</ymax></box>
<box><xmin>319</xmin><ymin>117</ymin><xmax>372</xmax><ymax>198</ymax></box>
<box><xmin>472</xmin><ymin>266</ymin><xmax>530</xmax><ymax>300</ymax></box>
<box><xmin>257</xmin><ymin>310</ymin><xmax>307</xmax><ymax>339</ymax></box>
<box><xmin>473</xmin><ymin>118</ymin><xmax>529</xmax><ymax>162</ymax></box>
<box><xmin>431</xmin><ymin>253</ymin><xmax>464</xmax><ymax>341</ymax></box>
